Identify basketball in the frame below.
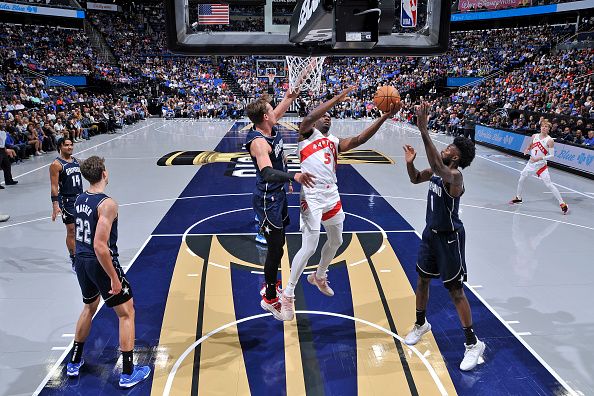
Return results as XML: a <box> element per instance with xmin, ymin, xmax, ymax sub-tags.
<box><xmin>373</xmin><ymin>85</ymin><xmax>402</xmax><ymax>113</ymax></box>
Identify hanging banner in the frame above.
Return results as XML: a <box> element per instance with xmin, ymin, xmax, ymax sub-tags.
<box><xmin>458</xmin><ymin>0</ymin><xmax>526</xmax><ymax>12</ymax></box>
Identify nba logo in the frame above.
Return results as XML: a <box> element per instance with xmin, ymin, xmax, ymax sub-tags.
<box><xmin>401</xmin><ymin>0</ymin><xmax>417</xmax><ymax>28</ymax></box>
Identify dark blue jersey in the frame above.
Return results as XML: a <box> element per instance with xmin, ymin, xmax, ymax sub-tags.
<box><xmin>426</xmin><ymin>175</ymin><xmax>464</xmax><ymax>232</ymax></box>
<box><xmin>245</xmin><ymin>126</ymin><xmax>286</xmax><ymax>192</ymax></box>
<box><xmin>74</xmin><ymin>192</ymin><xmax>119</xmax><ymax>259</ymax></box>
<box><xmin>57</xmin><ymin>157</ymin><xmax>83</xmax><ymax>197</ymax></box>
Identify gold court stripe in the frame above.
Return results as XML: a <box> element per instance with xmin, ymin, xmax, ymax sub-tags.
<box><xmin>281</xmin><ymin>240</ymin><xmax>307</xmax><ymax>396</ymax></box>
<box><xmin>197</xmin><ymin>236</ymin><xmax>251</xmax><ymax>395</ymax></box>
<box><xmin>346</xmin><ymin>233</ymin><xmax>414</xmax><ymax>396</ymax></box>
<box><xmin>164</xmin><ymin>151</ymin><xmax>184</xmax><ymax>166</ymax></box>
<box><xmin>372</xmin><ymin>236</ymin><xmax>458</xmax><ymax>396</ymax></box>
<box><xmin>150</xmin><ymin>240</ymin><xmax>203</xmax><ymax>396</ymax></box>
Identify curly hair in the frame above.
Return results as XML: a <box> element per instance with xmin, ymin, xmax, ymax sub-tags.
<box><xmin>81</xmin><ymin>156</ymin><xmax>105</xmax><ymax>184</ymax></box>
<box><xmin>56</xmin><ymin>137</ymin><xmax>73</xmax><ymax>153</ymax></box>
<box><xmin>453</xmin><ymin>136</ymin><xmax>476</xmax><ymax>169</ymax></box>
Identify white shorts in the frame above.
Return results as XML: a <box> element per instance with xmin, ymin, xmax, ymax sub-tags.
<box><xmin>521</xmin><ymin>160</ymin><xmax>550</xmax><ymax>180</ymax></box>
<box><xmin>299</xmin><ymin>185</ymin><xmax>344</xmax><ymax>232</ymax></box>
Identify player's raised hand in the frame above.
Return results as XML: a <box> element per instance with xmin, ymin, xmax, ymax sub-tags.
<box><xmin>403</xmin><ymin>145</ymin><xmax>417</xmax><ymax>164</ymax></box>
<box><xmin>294</xmin><ymin>172</ymin><xmax>316</xmax><ymax>188</ymax></box>
<box><xmin>338</xmin><ymin>85</ymin><xmax>357</xmax><ymax>101</ymax></box>
<box><xmin>383</xmin><ymin>102</ymin><xmax>400</xmax><ymax>118</ymax></box>
<box><xmin>415</xmin><ymin>102</ymin><xmax>430</xmax><ymax>132</ymax></box>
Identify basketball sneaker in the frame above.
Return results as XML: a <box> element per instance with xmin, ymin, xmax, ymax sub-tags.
<box><xmin>280</xmin><ymin>292</ymin><xmax>295</xmax><ymax>321</ymax></box>
<box><xmin>460</xmin><ymin>340</ymin><xmax>486</xmax><ymax>371</ymax></box>
<box><xmin>404</xmin><ymin>321</ymin><xmax>431</xmax><ymax>345</ymax></box>
<box><xmin>119</xmin><ymin>365</ymin><xmax>151</xmax><ymax>388</ymax></box>
<box><xmin>560</xmin><ymin>203</ymin><xmax>568</xmax><ymax>215</ymax></box>
<box><xmin>509</xmin><ymin>196</ymin><xmax>523</xmax><ymax>204</ymax></box>
<box><xmin>260</xmin><ymin>296</ymin><xmax>283</xmax><ymax>321</ymax></box>
<box><xmin>66</xmin><ymin>359</ymin><xmax>84</xmax><ymax>377</ymax></box>
<box><xmin>260</xmin><ymin>280</ymin><xmax>282</xmax><ymax>299</ymax></box>
<box><xmin>255</xmin><ymin>233</ymin><xmax>267</xmax><ymax>245</ymax></box>
<box><xmin>307</xmin><ymin>273</ymin><xmax>334</xmax><ymax>297</ymax></box>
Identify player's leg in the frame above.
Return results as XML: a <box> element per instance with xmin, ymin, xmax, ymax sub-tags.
<box><xmin>404</xmin><ymin>228</ymin><xmax>437</xmax><ymax>345</ymax></box>
<box><xmin>66</xmin><ymin>223</ymin><xmax>75</xmax><ymax>269</ymax></box>
<box><xmin>511</xmin><ymin>162</ymin><xmax>534</xmax><ymax>203</ymax></box>
<box><xmin>440</xmin><ymin>228</ymin><xmax>485</xmax><ymax>370</ymax></box>
<box><xmin>539</xmin><ymin>168</ymin><xmax>568</xmax><ymax>213</ymax></box>
<box><xmin>309</xmin><ymin>219</ymin><xmax>344</xmax><ymax>296</ymax></box>
<box><xmin>285</xmin><ymin>225</ymin><xmax>320</xmax><ymax>298</ymax></box>
<box><xmin>67</xmin><ymin>256</ymin><xmax>101</xmax><ymax>377</ymax></box>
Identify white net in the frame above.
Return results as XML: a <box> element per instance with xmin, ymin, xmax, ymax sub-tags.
<box><xmin>285</xmin><ymin>56</ymin><xmax>327</xmax><ymax>94</ymax></box>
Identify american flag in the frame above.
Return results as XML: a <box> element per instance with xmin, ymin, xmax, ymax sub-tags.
<box><xmin>198</xmin><ymin>4</ymin><xmax>229</xmax><ymax>25</ymax></box>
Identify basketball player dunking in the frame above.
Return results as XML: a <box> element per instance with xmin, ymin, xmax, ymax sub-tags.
<box><xmin>67</xmin><ymin>156</ymin><xmax>150</xmax><ymax>387</ymax></box>
<box><xmin>50</xmin><ymin>138</ymin><xmax>83</xmax><ymax>272</ymax></box>
<box><xmin>280</xmin><ymin>86</ymin><xmax>399</xmax><ymax>321</ymax></box>
<box><xmin>510</xmin><ymin>120</ymin><xmax>568</xmax><ymax>214</ymax></box>
<box><xmin>245</xmin><ymin>91</ymin><xmax>315</xmax><ymax>320</ymax></box>
<box><xmin>403</xmin><ymin>102</ymin><xmax>485</xmax><ymax>371</ymax></box>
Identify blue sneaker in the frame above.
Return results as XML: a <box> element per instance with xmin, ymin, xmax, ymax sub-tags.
<box><xmin>66</xmin><ymin>359</ymin><xmax>84</xmax><ymax>377</ymax></box>
<box><xmin>255</xmin><ymin>233</ymin><xmax>267</xmax><ymax>245</ymax></box>
<box><xmin>119</xmin><ymin>365</ymin><xmax>151</xmax><ymax>388</ymax></box>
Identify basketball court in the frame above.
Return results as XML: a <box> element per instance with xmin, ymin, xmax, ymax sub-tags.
<box><xmin>1</xmin><ymin>117</ymin><xmax>592</xmax><ymax>395</ymax></box>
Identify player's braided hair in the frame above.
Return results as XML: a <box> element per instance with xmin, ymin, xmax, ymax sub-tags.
<box><xmin>453</xmin><ymin>136</ymin><xmax>475</xmax><ymax>169</ymax></box>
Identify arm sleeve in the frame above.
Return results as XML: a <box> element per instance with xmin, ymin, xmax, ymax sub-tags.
<box><xmin>261</xmin><ymin>166</ymin><xmax>295</xmax><ymax>183</ymax></box>
<box><xmin>543</xmin><ymin>147</ymin><xmax>554</xmax><ymax>161</ymax></box>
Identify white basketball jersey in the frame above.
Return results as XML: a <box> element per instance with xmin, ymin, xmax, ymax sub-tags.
<box><xmin>530</xmin><ymin>134</ymin><xmax>552</xmax><ymax>160</ymax></box>
<box><xmin>299</xmin><ymin>128</ymin><xmax>340</xmax><ymax>187</ymax></box>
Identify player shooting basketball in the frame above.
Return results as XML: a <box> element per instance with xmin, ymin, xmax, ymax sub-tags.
<box><xmin>402</xmin><ymin>102</ymin><xmax>485</xmax><ymax>371</ymax></box>
<box><xmin>280</xmin><ymin>86</ymin><xmax>399</xmax><ymax>321</ymax></box>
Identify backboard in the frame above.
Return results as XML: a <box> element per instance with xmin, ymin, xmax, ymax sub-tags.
<box><xmin>166</xmin><ymin>0</ymin><xmax>450</xmax><ymax>56</ymax></box>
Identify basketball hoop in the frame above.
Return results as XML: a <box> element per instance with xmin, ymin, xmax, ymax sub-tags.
<box><xmin>286</xmin><ymin>56</ymin><xmax>326</xmax><ymax>94</ymax></box>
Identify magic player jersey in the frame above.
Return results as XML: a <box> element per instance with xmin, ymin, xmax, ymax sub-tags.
<box><xmin>426</xmin><ymin>175</ymin><xmax>464</xmax><ymax>232</ymax></box>
<box><xmin>299</xmin><ymin>128</ymin><xmax>340</xmax><ymax>187</ymax></box>
<box><xmin>74</xmin><ymin>192</ymin><xmax>119</xmax><ymax>259</ymax></box>
<box><xmin>246</xmin><ymin>126</ymin><xmax>286</xmax><ymax>192</ymax></box>
<box><xmin>57</xmin><ymin>157</ymin><xmax>83</xmax><ymax>197</ymax></box>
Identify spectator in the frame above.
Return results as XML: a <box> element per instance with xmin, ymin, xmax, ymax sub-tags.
<box><xmin>0</xmin><ymin>120</ymin><xmax>18</xmax><ymax>188</ymax></box>
<box><xmin>584</xmin><ymin>130</ymin><xmax>594</xmax><ymax>146</ymax></box>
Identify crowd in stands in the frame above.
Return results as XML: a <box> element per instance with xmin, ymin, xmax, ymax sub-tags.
<box><xmin>1</xmin><ymin>5</ymin><xmax>591</xmax><ymax>152</ymax></box>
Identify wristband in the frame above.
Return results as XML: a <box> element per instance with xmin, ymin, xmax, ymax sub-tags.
<box><xmin>51</xmin><ymin>195</ymin><xmax>59</xmax><ymax>203</ymax></box>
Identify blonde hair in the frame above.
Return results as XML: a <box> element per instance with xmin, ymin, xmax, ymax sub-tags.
<box><xmin>246</xmin><ymin>94</ymin><xmax>271</xmax><ymax>125</ymax></box>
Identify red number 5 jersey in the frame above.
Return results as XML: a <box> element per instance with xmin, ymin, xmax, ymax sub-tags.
<box><xmin>299</xmin><ymin>128</ymin><xmax>340</xmax><ymax>188</ymax></box>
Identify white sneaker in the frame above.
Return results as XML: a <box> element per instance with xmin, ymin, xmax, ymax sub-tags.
<box><xmin>307</xmin><ymin>273</ymin><xmax>334</xmax><ymax>296</ymax></box>
<box><xmin>280</xmin><ymin>292</ymin><xmax>295</xmax><ymax>321</ymax></box>
<box><xmin>404</xmin><ymin>321</ymin><xmax>431</xmax><ymax>345</ymax></box>
<box><xmin>0</xmin><ymin>214</ymin><xmax>9</xmax><ymax>222</ymax></box>
<box><xmin>460</xmin><ymin>340</ymin><xmax>486</xmax><ymax>371</ymax></box>
<box><xmin>260</xmin><ymin>296</ymin><xmax>283</xmax><ymax>321</ymax></box>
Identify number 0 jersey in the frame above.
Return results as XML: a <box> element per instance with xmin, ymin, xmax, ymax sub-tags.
<box><xmin>74</xmin><ymin>192</ymin><xmax>119</xmax><ymax>259</ymax></box>
<box><xmin>299</xmin><ymin>128</ymin><xmax>340</xmax><ymax>188</ymax></box>
<box><xmin>57</xmin><ymin>157</ymin><xmax>83</xmax><ymax>197</ymax></box>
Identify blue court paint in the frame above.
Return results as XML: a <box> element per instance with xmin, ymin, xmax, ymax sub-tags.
<box><xmin>231</xmin><ymin>263</ymin><xmax>288</xmax><ymax>395</ymax></box>
<box><xmin>41</xmin><ymin>121</ymin><xmax>569</xmax><ymax>395</ymax></box>
<box><xmin>40</xmin><ymin>236</ymin><xmax>181</xmax><ymax>395</ymax></box>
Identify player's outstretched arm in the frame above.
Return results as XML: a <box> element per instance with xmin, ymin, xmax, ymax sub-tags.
<box><xmin>339</xmin><ymin>103</ymin><xmax>398</xmax><ymax>152</ymax></box>
<box><xmin>416</xmin><ymin>102</ymin><xmax>462</xmax><ymax>186</ymax></box>
<box><xmin>403</xmin><ymin>144</ymin><xmax>432</xmax><ymax>184</ymax></box>
<box><xmin>273</xmin><ymin>88</ymin><xmax>300</xmax><ymax>121</ymax></box>
<box><xmin>95</xmin><ymin>198</ymin><xmax>121</xmax><ymax>295</ymax></box>
<box><xmin>299</xmin><ymin>86</ymin><xmax>355</xmax><ymax>135</ymax></box>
